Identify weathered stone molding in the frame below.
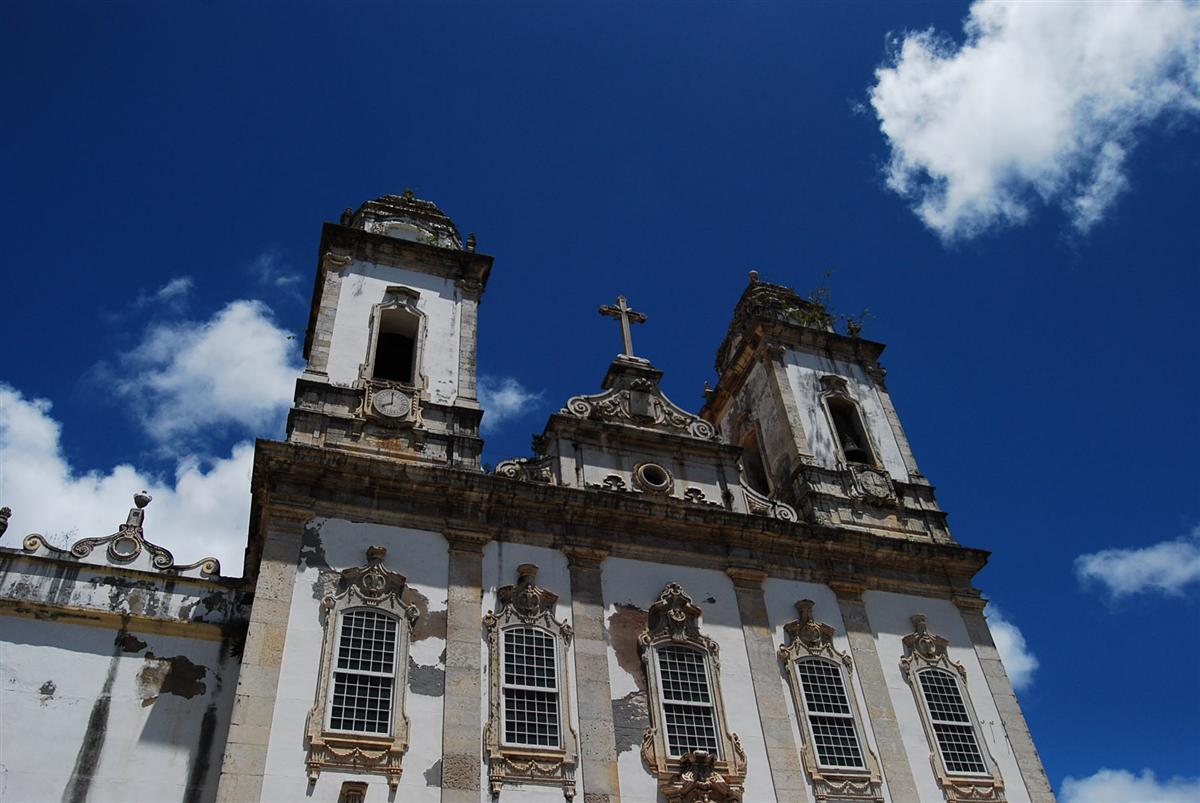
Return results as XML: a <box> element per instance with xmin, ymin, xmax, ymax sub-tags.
<box><xmin>900</xmin><ymin>615</ymin><xmax>1006</xmax><ymax>802</ymax></box>
<box><xmin>779</xmin><ymin>600</ymin><xmax>883</xmax><ymax>802</ymax></box>
<box><xmin>639</xmin><ymin>584</ymin><xmax>746</xmax><ymax>803</ymax></box>
<box><xmin>484</xmin><ymin>564</ymin><xmax>578</xmax><ymax>800</ymax></box>
<box><xmin>305</xmin><ymin>546</ymin><xmax>420</xmax><ymax>791</ymax></box>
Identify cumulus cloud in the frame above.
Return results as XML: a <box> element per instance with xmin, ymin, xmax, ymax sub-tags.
<box><xmin>986</xmin><ymin>606</ymin><xmax>1038</xmax><ymax>690</ymax></box>
<box><xmin>154</xmin><ymin>276</ymin><xmax>194</xmax><ymax>302</ymax></box>
<box><xmin>869</xmin><ymin>1</ymin><xmax>1200</xmax><ymax>240</ymax></box>
<box><xmin>478</xmin><ymin>375</ymin><xmax>543</xmax><ymax>434</ymax></box>
<box><xmin>0</xmin><ymin>384</ymin><xmax>252</xmax><ymax>575</ymax></box>
<box><xmin>111</xmin><ymin>299</ymin><xmax>303</xmax><ymax>450</ymax></box>
<box><xmin>1075</xmin><ymin>525</ymin><xmax>1200</xmax><ymax>599</ymax></box>
<box><xmin>1061</xmin><ymin>768</ymin><xmax>1200</xmax><ymax>803</ymax></box>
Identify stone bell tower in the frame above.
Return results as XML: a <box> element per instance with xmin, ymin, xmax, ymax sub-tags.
<box><xmin>701</xmin><ymin>273</ymin><xmax>951</xmax><ymax>543</ymax></box>
<box><xmin>286</xmin><ymin>192</ymin><xmax>492</xmax><ymax>469</ymax></box>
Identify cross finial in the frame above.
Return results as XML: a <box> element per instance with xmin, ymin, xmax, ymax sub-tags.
<box><xmin>598</xmin><ymin>295</ymin><xmax>647</xmax><ymax>357</ymax></box>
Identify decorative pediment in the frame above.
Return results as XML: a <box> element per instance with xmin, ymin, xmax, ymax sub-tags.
<box><xmin>320</xmin><ymin>545</ymin><xmax>419</xmax><ymax>621</ymax></box>
<box><xmin>661</xmin><ymin>750</ymin><xmax>742</xmax><ymax>803</ymax></box>
<box><xmin>562</xmin><ymin>358</ymin><xmax>720</xmax><ymax>442</ymax></box>
<box><xmin>21</xmin><ymin>493</ymin><xmax>220</xmax><ymax>578</ymax></box>
<box><xmin>640</xmin><ymin>583</ymin><xmax>707</xmax><ymax>648</ymax></box>
<box><xmin>486</xmin><ymin>563</ymin><xmax>569</xmax><ymax>634</ymax></box>
<box><xmin>780</xmin><ymin>600</ymin><xmax>851</xmax><ymax>667</ymax></box>
<box><xmin>900</xmin><ymin>614</ymin><xmax>966</xmax><ymax>678</ymax></box>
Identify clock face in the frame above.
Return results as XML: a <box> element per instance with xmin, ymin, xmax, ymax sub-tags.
<box><xmin>372</xmin><ymin>388</ymin><xmax>411</xmax><ymax>418</ymax></box>
<box><xmin>859</xmin><ymin>470</ymin><xmax>890</xmax><ymax>498</ymax></box>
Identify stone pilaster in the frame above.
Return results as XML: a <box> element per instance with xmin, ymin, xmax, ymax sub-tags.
<box><xmin>441</xmin><ymin>531</ymin><xmax>487</xmax><ymax>803</ymax></box>
<box><xmin>954</xmin><ymin>596</ymin><xmax>1056</xmax><ymax>803</ymax></box>
<box><xmin>566</xmin><ymin>547</ymin><xmax>622</xmax><ymax>803</ymax></box>
<box><xmin>216</xmin><ymin>509</ymin><xmax>308</xmax><ymax>803</ymax></box>
<box><xmin>726</xmin><ymin>567</ymin><xmax>807</xmax><ymax>803</ymax></box>
<box><xmin>865</xmin><ymin>364</ymin><xmax>923</xmax><ymax>481</ymax></box>
<box><xmin>831</xmin><ymin>582</ymin><xmax>920</xmax><ymax>802</ymax></box>
<box><xmin>456</xmin><ymin>279</ymin><xmax>482</xmax><ymax>402</ymax></box>
<box><xmin>306</xmin><ymin>253</ymin><xmax>350</xmax><ymax>376</ymax></box>
<box><xmin>763</xmin><ymin>343</ymin><xmax>814</xmax><ymax>463</ymax></box>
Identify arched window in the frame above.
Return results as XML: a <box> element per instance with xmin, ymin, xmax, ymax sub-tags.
<box><xmin>484</xmin><ymin>564</ymin><xmax>577</xmax><ymax>799</ymax></box>
<box><xmin>306</xmin><ymin>546</ymin><xmax>418</xmax><ymax>792</ymax></box>
<box><xmin>819</xmin><ymin>376</ymin><xmax>877</xmax><ymax>466</ymax></box>
<box><xmin>900</xmin><ymin>614</ymin><xmax>1002</xmax><ymax>799</ymax></box>
<box><xmin>363</xmin><ymin>286</ymin><xmax>424</xmax><ymax>388</ymax></box>
<box><xmin>640</xmin><ymin>583</ymin><xmax>745</xmax><ymax>801</ymax></box>
<box><xmin>780</xmin><ymin>599</ymin><xmax>881</xmax><ymax>800</ymax></box>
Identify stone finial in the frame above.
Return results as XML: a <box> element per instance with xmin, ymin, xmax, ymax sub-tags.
<box><xmin>911</xmin><ymin>613</ymin><xmax>928</xmax><ymax>634</ymax></box>
<box><xmin>0</xmin><ymin>506</ymin><xmax>10</xmax><ymax>537</ymax></box>
<box><xmin>466</xmin><ymin>232</ymin><xmax>477</xmax><ymax>252</ymax></box>
<box><xmin>134</xmin><ymin>491</ymin><xmax>152</xmax><ymax>509</ymax></box>
<box><xmin>748</xmin><ymin>270</ymin><xmax>759</xmax><ymax>284</ymax></box>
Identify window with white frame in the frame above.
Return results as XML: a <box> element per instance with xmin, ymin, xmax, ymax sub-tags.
<box><xmin>779</xmin><ymin>598</ymin><xmax>882</xmax><ymax>801</ymax></box>
<box><xmin>900</xmin><ymin>613</ymin><xmax>1002</xmax><ymax>799</ymax></box>
<box><xmin>638</xmin><ymin>583</ymin><xmax>746</xmax><ymax>801</ymax></box>
<box><xmin>655</xmin><ymin>644</ymin><xmax>720</xmax><ymax>757</ymax></box>
<box><xmin>917</xmin><ymin>668</ymin><xmax>988</xmax><ymax>775</ymax></box>
<box><xmin>483</xmin><ymin>564</ymin><xmax>578</xmax><ymax>800</ymax></box>
<box><xmin>305</xmin><ymin>546</ymin><xmax>418</xmax><ymax>793</ymax></box>
<box><xmin>328</xmin><ymin>608</ymin><xmax>399</xmax><ymax>735</ymax></box>
<box><xmin>795</xmin><ymin>657</ymin><xmax>865</xmax><ymax>770</ymax></box>
<box><xmin>501</xmin><ymin>625</ymin><xmax>561</xmax><ymax>748</ymax></box>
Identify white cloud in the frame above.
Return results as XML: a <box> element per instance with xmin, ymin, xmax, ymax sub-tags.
<box><xmin>154</xmin><ymin>276</ymin><xmax>194</xmax><ymax>302</ymax></box>
<box><xmin>112</xmin><ymin>299</ymin><xmax>302</xmax><ymax>450</ymax></box>
<box><xmin>478</xmin><ymin>375</ymin><xmax>543</xmax><ymax>434</ymax></box>
<box><xmin>0</xmin><ymin>384</ymin><xmax>252</xmax><ymax>575</ymax></box>
<box><xmin>985</xmin><ymin>606</ymin><xmax>1038</xmax><ymax>690</ymax></box>
<box><xmin>1061</xmin><ymin>768</ymin><xmax>1200</xmax><ymax>803</ymax></box>
<box><xmin>250</xmin><ymin>249</ymin><xmax>303</xmax><ymax>289</ymax></box>
<box><xmin>1075</xmin><ymin>525</ymin><xmax>1200</xmax><ymax>599</ymax></box>
<box><xmin>869</xmin><ymin>1</ymin><xmax>1200</xmax><ymax>240</ymax></box>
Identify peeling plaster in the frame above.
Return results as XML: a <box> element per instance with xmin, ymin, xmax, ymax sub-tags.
<box><xmin>406</xmin><ymin>586</ymin><xmax>447</xmax><ymax>642</ymax></box>
<box><xmin>423</xmin><ymin>758</ymin><xmax>443</xmax><ymax>787</ymax></box>
<box><xmin>408</xmin><ymin>656</ymin><xmax>445</xmax><ymax>697</ymax></box>
<box><xmin>138</xmin><ymin>653</ymin><xmax>209</xmax><ymax>704</ymax></box>
<box><xmin>611</xmin><ymin>690</ymin><xmax>650</xmax><ymax>756</ymax></box>
<box><xmin>117</xmin><ymin>633</ymin><xmax>147</xmax><ymax>653</ymax></box>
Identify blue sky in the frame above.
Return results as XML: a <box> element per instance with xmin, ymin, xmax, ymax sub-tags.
<box><xmin>2</xmin><ymin>3</ymin><xmax>1198</xmax><ymax>799</ymax></box>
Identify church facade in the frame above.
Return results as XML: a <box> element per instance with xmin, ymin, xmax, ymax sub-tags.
<box><xmin>0</xmin><ymin>193</ymin><xmax>1054</xmax><ymax>803</ymax></box>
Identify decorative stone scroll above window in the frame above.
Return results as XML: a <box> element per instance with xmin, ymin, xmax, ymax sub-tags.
<box><xmin>900</xmin><ymin>615</ymin><xmax>1005</xmax><ymax>803</ymax></box>
<box><xmin>779</xmin><ymin>601</ymin><xmax>882</xmax><ymax>803</ymax></box>
<box><xmin>483</xmin><ymin>564</ymin><xmax>578</xmax><ymax>801</ymax></box>
<box><xmin>638</xmin><ymin>583</ymin><xmax>746</xmax><ymax>803</ymax></box>
<box><xmin>306</xmin><ymin>546</ymin><xmax>420</xmax><ymax>792</ymax></box>
<box><xmin>561</xmin><ymin>358</ymin><xmax>720</xmax><ymax>442</ymax></box>
<box><xmin>21</xmin><ymin>493</ymin><xmax>220</xmax><ymax>578</ymax></box>
<box><xmin>494</xmin><ymin>456</ymin><xmax>555</xmax><ymax>484</ymax></box>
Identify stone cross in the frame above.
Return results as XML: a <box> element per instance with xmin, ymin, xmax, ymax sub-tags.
<box><xmin>599</xmin><ymin>295</ymin><xmax>647</xmax><ymax>357</ymax></box>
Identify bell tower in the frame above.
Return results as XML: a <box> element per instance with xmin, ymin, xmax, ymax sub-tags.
<box><xmin>287</xmin><ymin>192</ymin><xmax>492</xmax><ymax>469</ymax></box>
<box><xmin>701</xmin><ymin>273</ymin><xmax>952</xmax><ymax>543</ymax></box>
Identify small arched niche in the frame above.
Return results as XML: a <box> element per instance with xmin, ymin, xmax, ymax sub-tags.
<box><xmin>365</xmin><ymin>287</ymin><xmax>424</xmax><ymax>387</ymax></box>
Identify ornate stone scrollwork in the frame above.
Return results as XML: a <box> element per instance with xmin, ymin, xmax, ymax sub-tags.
<box><xmin>483</xmin><ymin>564</ymin><xmax>577</xmax><ymax>800</ymax></box>
<box><xmin>900</xmin><ymin>615</ymin><xmax>1005</xmax><ymax>803</ymax></box>
<box><xmin>21</xmin><ymin>492</ymin><xmax>221</xmax><ymax>577</ymax></box>
<box><xmin>779</xmin><ymin>601</ymin><xmax>882</xmax><ymax>802</ymax></box>
<box><xmin>639</xmin><ymin>584</ymin><xmax>746</xmax><ymax>803</ymax></box>
<box><xmin>494</xmin><ymin>456</ymin><xmax>555</xmax><ymax>484</ymax></box>
<box><xmin>561</xmin><ymin>361</ymin><xmax>720</xmax><ymax>442</ymax></box>
<box><xmin>306</xmin><ymin>546</ymin><xmax>419</xmax><ymax>792</ymax></box>
<box><xmin>847</xmin><ymin>465</ymin><xmax>896</xmax><ymax>505</ymax></box>
<box><xmin>741</xmin><ymin>481</ymin><xmax>799</xmax><ymax>522</ymax></box>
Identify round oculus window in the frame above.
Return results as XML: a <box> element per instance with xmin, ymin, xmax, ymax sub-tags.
<box><xmin>635</xmin><ymin>462</ymin><xmax>672</xmax><ymax>493</ymax></box>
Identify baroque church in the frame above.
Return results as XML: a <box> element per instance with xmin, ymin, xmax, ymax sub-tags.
<box><xmin>0</xmin><ymin>193</ymin><xmax>1054</xmax><ymax>803</ymax></box>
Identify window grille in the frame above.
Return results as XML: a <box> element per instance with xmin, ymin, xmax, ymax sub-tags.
<box><xmin>656</xmin><ymin>645</ymin><xmax>720</xmax><ymax>757</ymax></box>
<box><xmin>918</xmin><ymin>669</ymin><xmax>988</xmax><ymax>775</ymax></box>
<box><xmin>796</xmin><ymin>658</ymin><xmax>865</xmax><ymax>770</ymax></box>
<box><xmin>329</xmin><ymin>609</ymin><xmax>398</xmax><ymax>735</ymax></box>
<box><xmin>501</xmin><ymin>627</ymin><xmax>561</xmax><ymax>748</ymax></box>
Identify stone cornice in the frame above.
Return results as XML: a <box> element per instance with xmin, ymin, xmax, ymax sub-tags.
<box><xmin>250</xmin><ymin>439</ymin><xmax>990</xmax><ymax>595</ymax></box>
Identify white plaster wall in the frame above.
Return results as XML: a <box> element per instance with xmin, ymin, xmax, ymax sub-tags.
<box><xmin>865</xmin><ymin>592</ymin><xmax>1032</xmax><ymax>803</ymax></box>
<box><xmin>601</xmin><ymin>557</ymin><xmax>778</xmax><ymax>803</ymax></box>
<box><xmin>572</xmin><ymin>443</ymin><xmax>730</xmax><ymax>508</ymax></box>
<box><xmin>260</xmin><ymin>519</ymin><xmax>448</xmax><ymax>803</ymax></box>
<box><xmin>481</xmin><ymin>542</ymin><xmax>579</xmax><ymax>802</ymax></box>
<box><xmin>325</xmin><ymin>259</ymin><xmax>462</xmax><ymax>404</ymax></box>
<box><xmin>0</xmin><ymin>619</ymin><xmax>235</xmax><ymax>803</ymax></box>
<box><xmin>763</xmin><ymin>579</ymin><xmax>894</xmax><ymax>803</ymax></box>
<box><xmin>784</xmin><ymin>351</ymin><xmax>908</xmax><ymax>481</ymax></box>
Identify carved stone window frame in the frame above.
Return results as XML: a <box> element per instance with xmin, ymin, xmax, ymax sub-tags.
<box><xmin>779</xmin><ymin>600</ymin><xmax>883</xmax><ymax>802</ymax></box>
<box><xmin>900</xmin><ymin>614</ymin><xmax>1005</xmax><ymax>803</ymax></box>
<box><xmin>638</xmin><ymin>583</ymin><xmax>746</xmax><ymax>803</ymax></box>
<box><xmin>483</xmin><ymin>564</ymin><xmax>578</xmax><ymax>800</ymax></box>
<box><xmin>818</xmin><ymin>375</ymin><xmax>880</xmax><ymax>468</ymax></box>
<box><xmin>361</xmin><ymin>286</ymin><xmax>427</xmax><ymax>391</ymax></box>
<box><xmin>306</xmin><ymin>546</ymin><xmax>420</xmax><ymax>792</ymax></box>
